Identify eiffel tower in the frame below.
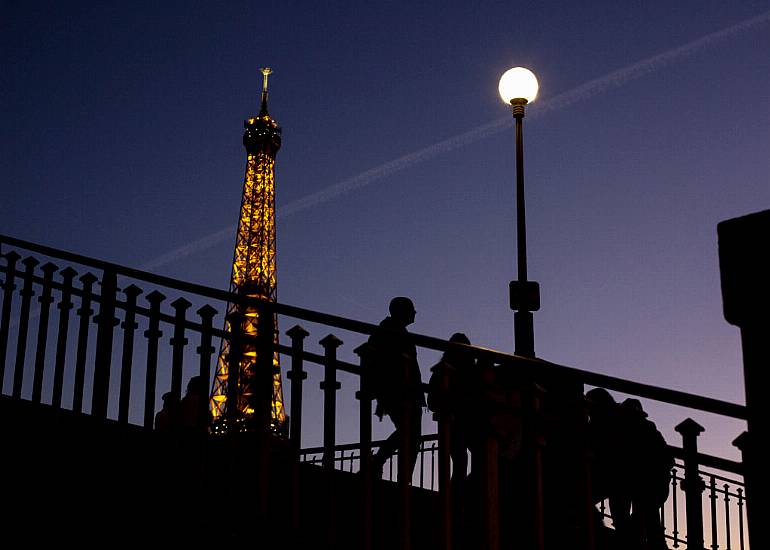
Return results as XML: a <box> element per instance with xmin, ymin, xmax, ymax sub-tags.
<box><xmin>210</xmin><ymin>68</ymin><xmax>286</xmax><ymax>434</ymax></box>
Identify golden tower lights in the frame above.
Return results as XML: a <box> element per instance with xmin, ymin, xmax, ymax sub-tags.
<box><xmin>210</xmin><ymin>68</ymin><xmax>286</xmax><ymax>433</ymax></box>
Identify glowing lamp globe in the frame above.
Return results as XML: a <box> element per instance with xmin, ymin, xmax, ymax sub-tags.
<box><xmin>499</xmin><ymin>67</ymin><xmax>539</xmax><ymax>104</ymax></box>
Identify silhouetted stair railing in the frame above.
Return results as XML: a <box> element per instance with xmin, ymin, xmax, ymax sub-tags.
<box><xmin>0</xmin><ymin>233</ymin><xmax>753</xmax><ymax>550</ymax></box>
<box><xmin>300</xmin><ymin>435</ymin><xmax>441</xmax><ymax>489</ymax></box>
<box><xmin>299</xmin><ymin>435</ymin><xmax>748</xmax><ymax>550</ymax></box>
<box><xmin>619</xmin><ymin>457</ymin><xmax>746</xmax><ymax>550</ymax></box>
<box><xmin>665</xmin><ymin>463</ymin><xmax>747</xmax><ymax>550</ymax></box>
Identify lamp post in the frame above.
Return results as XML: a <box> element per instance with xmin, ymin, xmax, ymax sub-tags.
<box><xmin>499</xmin><ymin>67</ymin><xmax>540</xmax><ymax>358</ymax></box>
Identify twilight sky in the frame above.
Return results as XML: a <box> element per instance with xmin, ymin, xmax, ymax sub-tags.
<box><xmin>2</xmin><ymin>1</ymin><xmax>769</xmax><ymax>460</ymax></box>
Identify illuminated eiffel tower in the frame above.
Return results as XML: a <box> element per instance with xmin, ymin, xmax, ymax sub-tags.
<box><xmin>210</xmin><ymin>68</ymin><xmax>286</xmax><ymax>433</ymax></box>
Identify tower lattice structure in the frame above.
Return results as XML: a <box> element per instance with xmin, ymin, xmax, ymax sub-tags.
<box><xmin>210</xmin><ymin>68</ymin><xmax>286</xmax><ymax>432</ymax></box>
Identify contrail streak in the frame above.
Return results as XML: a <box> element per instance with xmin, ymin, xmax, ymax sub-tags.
<box><xmin>140</xmin><ymin>226</ymin><xmax>234</xmax><ymax>271</ymax></box>
<box><xmin>141</xmin><ymin>9</ymin><xmax>770</xmax><ymax>272</ymax></box>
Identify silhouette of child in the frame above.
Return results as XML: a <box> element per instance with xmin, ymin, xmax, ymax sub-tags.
<box><xmin>155</xmin><ymin>391</ymin><xmax>180</xmax><ymax>433</ymax></box>
<box><xmin>179</xmin><ymin>375</ymin><xmax>211</xmax><ymax>435</ymax></box>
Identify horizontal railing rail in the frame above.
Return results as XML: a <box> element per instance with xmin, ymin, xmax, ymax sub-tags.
<box><xmin>1</xmin><ymin>233</ymin><xmax>746</xmax><ymax>419</ymax></box>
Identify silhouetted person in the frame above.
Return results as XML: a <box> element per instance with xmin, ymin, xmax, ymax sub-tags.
<box><xmin>587</xmin><ymin>388</ymin><xmax>672</xmax><ymax>550</ymax></box>
<box><xmin>612</xmin><ymin>398</ymin><xmax>673</xmax><ymax>550</ymax></box>
<box><xmin>179</xmin><ymin>375</ymin><xmax>211</xmax><ymax>436</ymax></box>
<box><xmin>586</xmin><ymin>387</ymin><xmax>621</xmax><ymax>506</ymax></box>
<box><xmin>368</xmin><ymin>297</ymin><xmax>424</xmax><ymax>482</ymax></box>
<box><xmin>427</xmin><ymin>332</ymin><xmax>476</xmax><ymax>501</ymax></box>
<box><xmin>586</xmin><ymin>387</ymin><xmax>627</xmax><ymax>550</ymax></box>
<box><xmin>155</xmin><ymin>391</ymin><xmax>180</xmax><ymax>433</ymax></box>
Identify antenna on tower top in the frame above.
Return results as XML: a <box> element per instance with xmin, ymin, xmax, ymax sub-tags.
<box><xmin>260</xmin><ymin>67</ymin><xmax>273</xmax><ymax>92</ymax></box>
<box><xmin>259</xmin><ymin>67</ymin><xmax>273</xmax><ymax>116</ymax></box>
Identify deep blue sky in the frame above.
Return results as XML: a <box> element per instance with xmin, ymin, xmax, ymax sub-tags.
<box><xmin>2</xmin><ymin>1</ymin><xmax>769</xmax><ymax>458</ymax></box>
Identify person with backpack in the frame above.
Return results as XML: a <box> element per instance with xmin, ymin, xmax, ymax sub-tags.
<box><xmin>427</xmin><ymin>332</ymin><xmax>477</xmax><ymax>501</ymax></box>
<box><xmin>614</xmin><ymin>398</ymin><xmax>674</xmax><ymax>550</ymax></box>
<box><xmin>368</xmin><ymin>297</ymin><xmax>425</xmax><ymax>482</ymax></box>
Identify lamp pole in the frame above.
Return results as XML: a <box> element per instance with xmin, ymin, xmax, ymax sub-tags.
<box><xmin>499</xmin><ymin>67</ymin><xmax>540</xmax><ymax>358</ymax></box>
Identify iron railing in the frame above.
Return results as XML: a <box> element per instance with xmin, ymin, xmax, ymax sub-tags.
<box><xmin>0</xmin><ymin>233</ymin><xmax>752</xmax><ymax>549</ymax></box>
<box><xmin>300</xmin><ymin>437</ymin><xmax>749</xmax><ymax>549</ymax></box>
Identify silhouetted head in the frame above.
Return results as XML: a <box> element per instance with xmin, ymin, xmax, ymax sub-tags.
<box><xmin>389</xmin><ymin>296</ymin><xmax>416</xmax><ymax>326</ymax></box>
<box><xmin>162</xmin><ymin>391</ymin><xmax>179</xmax><ymax>408</ymax></box>
<box><xmin>585</xmin><ymin>387</ymin><xmax>616</xmax><ymax>417</ymax></box>
<box><xmin>186</xmin><ymin>375</ymin><xmax>207</xmax><ymax>396</ymax></box>
<box><xmin>449</xmin><ymin>332</ymin><xmax>471</xmax><ymax>346</ymax></box>
<box><xmin>444</xmin><ymin>332</ymin><xmax>471</xmax><ymax>362</ymax></box>
<box><xmin>620</xmin><ymin>398</ymin><xmax>648</xmax><ymax>418</ymax></box>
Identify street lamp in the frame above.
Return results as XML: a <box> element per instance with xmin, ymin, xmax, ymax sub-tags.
<box><xmin>499</xmin><ymin>67</ymin><xmax>540</xmax><ymax>358</ymax></box>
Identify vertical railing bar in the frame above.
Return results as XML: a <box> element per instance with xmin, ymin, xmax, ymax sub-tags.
<box><xmin>287</xmin><ymin>324</ymin><xmax>309</xmax><ymax>537</ymax></box>
<box><xmin>169</xmin><ymin>297</ymin><xmax>192</xmax><ymax>400</ymax></box>
<box><xmin>676</xmin><ymin>418</ymin><xmax>706</xmax><ymax>550</ymax></box>
<box><xmin>672</xmin><ymin>471</ymin><xmax>680</xmax><ymax>547</ymax></box>
<box><xmin>287</xmin><ymin>325</ymin><xmax>309</xmax><ymax>450</ymax></box>
<box><xmin>51</xmin><ymin>267</ymin><xmax>76</xmax><ymax>410</ymax></box>
<box><xmin>143</xmin><ymin>290</ymin><xmax>165</xmax><ymax>429</ymax></box>
<box><xmin>320</xmin><ymin>334</ymin><xmax>342</xmax><ymax>471</ymax></box>
<box><xmin>710</xmin><ymin>475</ymin><xmax>718</xmax><ymax>550</ymax></box>
<box><xmin>354</xmin><ymin>342</ymin><xmax>373</xmax><ymax>550</ymax></box>
<box><xmin>431</xmin><ymin>441</ymin><xmax>436</xmax><ymax>491</ymax></box>
<box><xmin>31</xmin><ymin>262</ymin><xmax>57</xmax><ymax>403</ymax></box>
<box><xmin>737</xmin><ymin>488</ymin><xmax>745</xmax><ymax>550</ymax></box>
<box><xmin>319</xmin><ymin>333</ymin><xmax>342</xmax><ymax>550</ymax></box>
<box><xmin>91</xmin><ymin>269</ymin><xmax>119</xmax><ymax>419</ymax></box>
<box><xmin>724</xmin><ymin>483</ymin><xmax>732</xmax><ymax>550</ymax></box>
<box><xmin>0</xmin><ymin>251</ymin><xmax>21</xmax><ymax>391</ymax></box>
<box><xmin>195</xmin><ymin>304</ymin><xmax>217</xmax><ymax>428</ymax></box>
<box><xmin>12</xmin><ymin>256</ymin><xmax>39</xmax><ymax>398</ymax></box>
<box><xmin>72</xmin><ymin>272</ymin><xmax>97</xmax><ymax>413</ymax></box>
<box><xmin>118</xmin><ymin>284</ymin><xmax>142</xmax><ymax>424</ymax></box>
<box><xmin>420</xmin><ymin>439</ymin><xmax>425</xmax><ymax>488</ymax></box>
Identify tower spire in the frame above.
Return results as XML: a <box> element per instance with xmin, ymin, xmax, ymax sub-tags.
<box><xmin>259</xmin><ymin>67</ymin><xmax>272</xmax><ymax>116</ymax></box>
